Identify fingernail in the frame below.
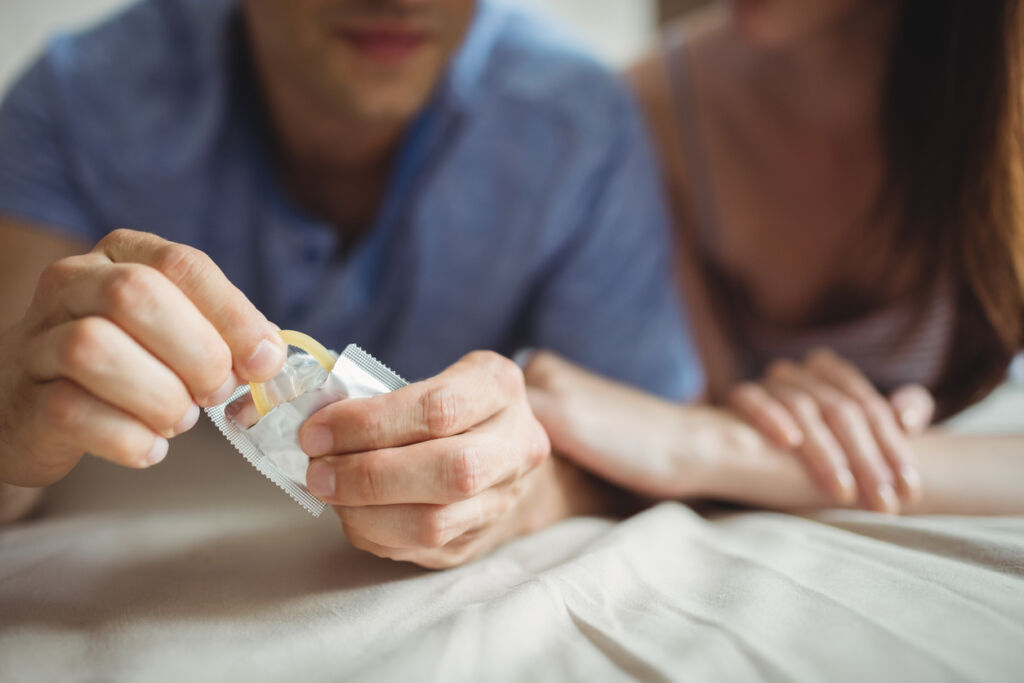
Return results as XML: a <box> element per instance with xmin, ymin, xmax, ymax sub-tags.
<box><xmin>300</xmin><ymin>423</ymin><xmax>333</xmax><ymax>457</ymax></box>
<box><xmin>899</xmin><ymin>407</ymin><xmax>922</xmax><ymax>432</ymax></box>
<box><xmin>899</xmin><ymin>466</ymin><xmax>922</xmax><ymax>499</ymax></box>
<box><xmin>145</xmin><ymin>437</ymin><xmax>169</xmax><ymax>467</ymax></box>
<box><xmin>785</xmin><ymin>428</ymin><xmax>804</xmax><ymax>449</ymax></box>
<box><xmin>245</xmin><ymin>338</ymin><xmax>285</xmax><ymax>379</ymax></box>
<box><xmin>834</xmin><ymin>468</ymin><xmax>857</xmax><ymax>503</ymax></box>
<box><xmin>172</xmin><ymin>403</ymin><xmax>201</xmax><ymax>434</ymax></box>
<box><xmin>306</xmin><ymin>460</ymin><xmax>336</xmax><ymax>498</ymax></box>
<box><xmin>203</xmin><ymin>374</ymin><xmax>239</xmax><ymax>407</ymax></box>
<box><xmin>225</xmin><ymin>399</ymin><xmax>242</xmax><ymax>420</ymax></box>
<box><xmin>873</xmin><ymin>483</ymin><xmax>899</xmax><ymax>514</ymax></box>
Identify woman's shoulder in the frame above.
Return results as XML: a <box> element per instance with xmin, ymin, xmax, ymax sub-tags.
<box><xmin>627</xmin><ymin>8</ymin><xmax>731</xmax><ymax>156</ymax></box>
<box><xmin>626</xmin><ymin>9</ymin><xmax>725</xmax><ymax>221</ymax></box>
<box><xmin>628</xmin><ymin>5</ymin><xmax>726</xmax><ymax>94</ymax></box>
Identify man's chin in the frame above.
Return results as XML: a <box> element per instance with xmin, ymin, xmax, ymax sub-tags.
<box><xmin>318</xmin><ymin>57</ymin><xmax>445</xmax><ymax>124</ymax></box>
<box><xmin>341</xmin><ymin>90</ymin><xmax>435</xmax><ymax>126</ymax></box>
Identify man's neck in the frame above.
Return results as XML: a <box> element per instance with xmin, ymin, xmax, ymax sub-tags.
<box><xmin>259</xmin><ymin>73</ymin><xmax>406</xmax><ymax>177</ymax></box>
<box><xmin>247</xmin><ymin>43</ymin><xmax>414</xmax><ymax>239</ymax></box>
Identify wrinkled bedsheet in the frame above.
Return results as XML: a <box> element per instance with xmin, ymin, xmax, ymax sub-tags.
<box><xmin>1</xmin><ymin>387</ymin><xmax>1022</xmax><ymax>682</ymax></box>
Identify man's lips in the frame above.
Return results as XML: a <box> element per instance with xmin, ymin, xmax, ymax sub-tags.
<box><xmin>336</xmin><ymin>27</ymin><xmax>431</xmax><ymax>64</ymax></box>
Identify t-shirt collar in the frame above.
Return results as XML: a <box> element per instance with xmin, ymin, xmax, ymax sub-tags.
<box><xmin>443</xmin><ymin>0</ymin><xmax>505</xmax><ymax>111</ymax></box>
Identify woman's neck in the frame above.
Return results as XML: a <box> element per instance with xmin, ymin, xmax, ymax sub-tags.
<box><xmin>738</xmin><ymin>2</ymin><xmax>899</xmax><ymax>132</ymax></box>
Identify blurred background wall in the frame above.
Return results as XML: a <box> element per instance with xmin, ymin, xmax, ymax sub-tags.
<box><xmin>0</xmin><ymin>0</ymin><xmax>720</xmax><ymax>97</ymax></box>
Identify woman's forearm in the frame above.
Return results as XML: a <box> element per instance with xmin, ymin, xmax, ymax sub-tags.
<box><xmin>525</xmin><ymin>351</ymin><xmax>1024</xmax><ymax>517</ymax></box>
<box><xmin>891</xmin><ymin>433</ymin><xmax>1023</xmax><ymax>515</ymax></box>
<box><xmin>701</xmin><ymin>419</ymin><xmax>1024</xmax><ymax>515</ymax></box>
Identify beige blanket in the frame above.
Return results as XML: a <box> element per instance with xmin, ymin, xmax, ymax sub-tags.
<box><xmin>2</xmin><ymin>388</ymin><xmax>1022</xmax><ymax>682</ymax></box>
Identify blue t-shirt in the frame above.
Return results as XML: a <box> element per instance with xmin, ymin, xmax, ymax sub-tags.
<box><xmin>0</xmin><ymin>0</ymin><xmax>703</xmax><ymax>398</ymax></box>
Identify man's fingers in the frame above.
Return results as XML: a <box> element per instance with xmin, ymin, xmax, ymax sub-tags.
<box><xmin>94</xmin><ymin>230</ymin><xmax>285</xmax><ymax>381</ymax></box>
<box><xmin>728</xmin><ymin>382</ymin><xmax>803</xmax><ymax>448</ymax></box>
<box><xmin>305</xmin><ymin>416</ymin><xmax>544</xmax><ymax>506</ymax></box>
<box><xmin>33</xmin><ymin>379</ymin><xmax>170</xmax><ymax>470</ymax></box>
<box><xmin>765</xmin><ymin>381</ymin><xmax>858</xmax><ymax>504</ymax></box>
<box><xmin>340</xmin><ymin>523</ymin><xmax>483</xmax><ymax>569</ymax></box>
<box><xmin>29</xmin><ymin>317</ymin><xmax>197</xmax><ymax>438</ymax></box>
<box><xmin>44</xmin><ymin>260</ymin><xmax>237</xmax><ymax>405</ymax></box>
<box><xmin>890</xmin><ymin>384</ymin><xmax>936</xmax><ymax>434</ymax></box>
<box><xmin>335</xmin><ymin>486</ymin><xmax>513</xmax><ymax>550</ymax></box>
<box><xmin>301</xmin><ymin>350</ymin><xmax>524</xmax><ymax>455</ymax></box>
<box><xmin>341</xmin><ymin>525</ymin><xmax>412</xmax><ymax>563</ymax></box>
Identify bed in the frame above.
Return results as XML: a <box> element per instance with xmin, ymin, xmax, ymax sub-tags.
<box><xmin>1</xmin><ymin>385</ymin><xmax>1022</xmax><ymax>682</ymax></box>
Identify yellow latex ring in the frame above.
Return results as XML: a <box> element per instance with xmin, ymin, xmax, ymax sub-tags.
<box><xmin>249</xmin><ymin>330</ymin><xmax>336</xmax><ymax>417</ymax></box>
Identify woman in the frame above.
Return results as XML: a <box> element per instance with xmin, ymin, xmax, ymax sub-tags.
<box><xmin>526</xmin><ymin>0</ymin><xmax>1024</xmax><ymax>514</ymax></box>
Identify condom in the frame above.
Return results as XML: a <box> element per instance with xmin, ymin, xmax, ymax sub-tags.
<box><xmin>205</xmin><ymin>332</ymin><xmax>407</xmax><ymax>515</ymax></box>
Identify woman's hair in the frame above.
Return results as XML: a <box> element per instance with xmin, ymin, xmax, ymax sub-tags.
<box><xmin>882</xmin><ymin>0</ymin><xmax>1024</xmax><ymax>417</ymax></box>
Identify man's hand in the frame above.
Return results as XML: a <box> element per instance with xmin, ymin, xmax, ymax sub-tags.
<box><xmin>299</xmin><ymin>351</ymin><xmax>551</xmax><ymax>569</ymax></box>
<box><xmin>728</xmin><ymin>349</ymin><xmax>935</xmax><ymax>513</ymax></box>
<box><xmin>0</xmin><ymin>229</ymin><xmax>286</xmax><ymax>487</ymax></box>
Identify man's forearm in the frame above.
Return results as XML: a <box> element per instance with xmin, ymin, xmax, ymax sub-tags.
<box><xmin>702</xmin><ymin>419</ymin><xmax>1024</xmax><ymax>515</ymax></box>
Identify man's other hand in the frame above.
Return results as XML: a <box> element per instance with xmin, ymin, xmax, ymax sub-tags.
<box><xmin>300</xmin><ymin>351</ymin><xmax>552</xmax><ymax>569</ymax></box>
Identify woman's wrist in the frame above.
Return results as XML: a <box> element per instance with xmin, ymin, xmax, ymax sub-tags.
<box><xmin>660</xmin><ymin>406</ymin><xmax>735</xmax><ymax>496</ymax></box>
<box><xmin>522</xmin><ymin>349</ymin><xmax>803</xmax><ymax>505</ymax></box>
<box><xmin>670</xmin><ymin>406</ymin><xmax>800</xmax><ymax>502</ymax></box>
<box><xmin>525</xmin><ymin>350</ymin><xmax>718</xmax><ymax>500</ymax></box>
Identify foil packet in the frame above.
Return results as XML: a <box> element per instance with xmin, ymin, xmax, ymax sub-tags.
<box><xmin>205</xmin><ymin>333</ymin><xmax>407</xmax><ymax>515</ymax></box>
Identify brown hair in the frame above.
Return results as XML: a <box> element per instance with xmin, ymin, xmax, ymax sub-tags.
<box><xmin>881</xmin><ymin>0</ymin><xmax>1024</xmax><ymax>417</ymax></box>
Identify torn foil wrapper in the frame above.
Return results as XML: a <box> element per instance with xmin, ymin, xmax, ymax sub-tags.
<box><xmin>205</xmin><ymin>344</ymin><xmax>408</xmax><ymax>516</ymax></box>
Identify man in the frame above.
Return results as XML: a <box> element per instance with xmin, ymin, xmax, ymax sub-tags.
<box><xmin>0</xmin><ymin>0</ymin><xmax>702</xmax><ymax>566</ymax></box>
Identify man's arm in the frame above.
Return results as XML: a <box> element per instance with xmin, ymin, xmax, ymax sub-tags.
<box><xmin>0</xmin><ymin>219</ymin><xmax>87</xmax><ymax>327</ymax></box>
<box><xmin>0</xmin><ymin>218</ymin><xmax>87</xmax><ymax>522</ymax></box>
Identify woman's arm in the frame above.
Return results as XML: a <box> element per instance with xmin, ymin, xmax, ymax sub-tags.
<box><xmin>628</xmin><ymin>52</ymin><xmax>742</xmax><ymax>404</ymax></box>
<box><xmin>526</xmin><ymin>352</ymin><xmax>1024</xmax><ymax>516</ymax></box>
<box><xmin>704</xmin><ymin>426</ymin><xmax>1024</xmax><ymax>516</ymax></box>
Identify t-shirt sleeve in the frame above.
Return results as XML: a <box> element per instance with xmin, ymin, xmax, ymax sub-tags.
<box><xmin>523</xmin><ymin>93</ymin><xmax>705</xmax><ymax>401</ymax></box>
<box><xmin>0</xmin><ymin>53</ymin><xmax>104</xmax><ymax>243</ymax></box>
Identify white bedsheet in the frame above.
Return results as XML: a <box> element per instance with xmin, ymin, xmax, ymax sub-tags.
<box><xmin>2</xmin><ymin>387</ymin><xmax>1023</xmax><ymax>682</ymax></box>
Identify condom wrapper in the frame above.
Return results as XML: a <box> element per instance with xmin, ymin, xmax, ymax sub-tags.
<box><xmin>205</xmin><ymin>333</ymin><xmax>407</xmax><ymax>516</ymax></box>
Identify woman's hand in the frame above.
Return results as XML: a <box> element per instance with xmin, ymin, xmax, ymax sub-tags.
<box><xmin>728</xmin><ymin>349</ymin><xmax>935</xmax><ymax>513</ymax></box>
